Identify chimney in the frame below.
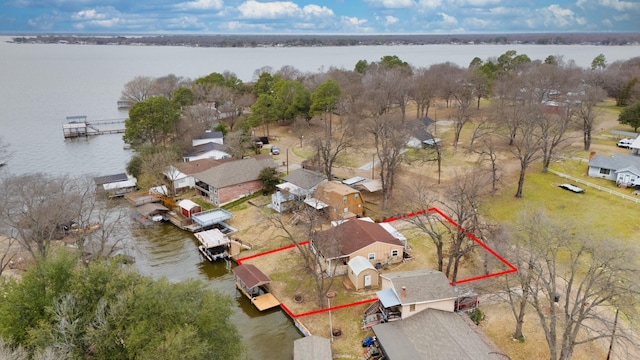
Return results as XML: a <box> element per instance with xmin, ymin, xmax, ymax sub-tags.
<box><xmin>589</xmin><ymin>151</ymin><xmax>596</xmax><ymax>161</ymax></box>
<box><xmin>401</xmin><ymin>286</ymin><xmax>406</xmax><ymax>299</ymax></box>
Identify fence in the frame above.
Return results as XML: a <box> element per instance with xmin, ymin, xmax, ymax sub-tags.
<box><xmin>548</xmin><ymin>169</ymin><xmax>640</xmax><ymax>205</ymax></box>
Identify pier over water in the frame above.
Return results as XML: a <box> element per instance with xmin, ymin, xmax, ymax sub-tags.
<box><xmin>62</xmin><ymin>115</ymin><xmax>126</xmax><ymax>138</ymax></box>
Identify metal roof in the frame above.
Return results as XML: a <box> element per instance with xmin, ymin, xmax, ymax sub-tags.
<box><xmin>377</xmin><ymin>288</ymin><xmax>401</xmax><ymax>307</ymax></box>
<box><xmin>191</xmin><ymin>208</ymin><xmax>233</xmax><ymax>227</ymax></box>
<box><xmin>194</xmin><ymin>228</ymin><xmax>230</xmax><ymax>248</ymax></box>
<box><xmin>348</xmin><ymin>255</ymin><xmax>376</xmax><ymax>276</ymax></box>
<box><xmin>232</xmin><ymin>264</ymin><xmax>271</xmax><ymax>289</ymax></box>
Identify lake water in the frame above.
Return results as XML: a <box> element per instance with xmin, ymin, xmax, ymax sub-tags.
<box><xmin>1</xmin><ymin>37</ymin><xmax>639</xmax><ymax>359</ymax></box>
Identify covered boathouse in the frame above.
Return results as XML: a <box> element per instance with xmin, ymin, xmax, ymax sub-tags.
<box><xmin>232</xmin><ymin>264</ymin><xmax>280</xmax><ymax>311</ymax></box>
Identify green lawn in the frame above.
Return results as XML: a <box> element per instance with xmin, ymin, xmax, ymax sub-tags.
<box><xmin>483</xmin><ymin>163</ymin><xmax>640</xmax><ymax>241</ymax></box>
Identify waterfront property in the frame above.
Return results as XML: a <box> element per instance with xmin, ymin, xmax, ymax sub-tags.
<box><xmin>312</xmin><ymin>218</ymin><xmax>405</xmax><ymax>276</ymax></box>
<box><xmin>93</xmin><ymin>172</ymin><xmax>137</xmax><ymax>198</ymax></box>
<box><xmin>194</xmin><ymin>228</ymin><xmax>232</xmax><ymax>262</ymax></box>
<box><xmin>232</xmin><ymin>264</ymin><xmax>280</xmax><ymax>311</ymax></box>
<box><xmin>193</xmin><ymin>154</ymin><xmax>278</xmax><ymax>206</ymax></box>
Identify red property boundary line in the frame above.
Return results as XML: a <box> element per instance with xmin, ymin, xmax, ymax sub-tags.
<box><xmin>233</xmin><ymin>208</ymin><xmax>517</xmax><ymax>318</ymax></box>
<box><xmin>383</xmin><ymin>208</ymin><xmax>518</xmax><ymax>285</ymax></box>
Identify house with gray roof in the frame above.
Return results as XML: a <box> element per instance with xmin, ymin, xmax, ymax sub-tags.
<box><xmin>183</xmin><ymin>141</ymin><xmax>230</xmax><ymax>162</ymax></box>
<box><xmin>376</xmin><ymin>269</ymin><xmax>457</xmax><ymax>321</ymax></box>
<box><xmin>193</xmin><ymin>154</ymin><xmax>278</xmax><ymax>206</ymax></box>
<box><xmin>293</xmin><ymin>335</ymin><xmax>332</xmax><ymax>360</ymax></box>
<box><xmin>407</xmin><ymin>117</ymin><xmax>441</xmax><ymax>149</ymax></box>
<box><xmin>588</xmin><ymin>154</ymin><xmax>640</xmax><ymax>187</ymax></box>
<box><xmin>192</xmin><ymin>130</ymin><xmax>224</xmax><ymax>147</ymax></box>
<box><xmin>270</xmin><ymin>168</ymin><xmax>326</xmax><ymax>213</ymax></box>
<box><xmin>372</xmin><ymin>308</ymin><xmax>502</xmax><ymax>360</ymax></box>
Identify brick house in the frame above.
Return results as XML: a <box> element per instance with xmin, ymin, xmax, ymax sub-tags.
<box><xmin>193</xmin><ymin>154</ymin><xmax>278</xmax><ymax>206</ymax></box>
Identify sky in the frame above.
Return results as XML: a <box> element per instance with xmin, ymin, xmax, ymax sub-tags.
<box><xmin>0</xmin><ymin>0</ymin><xmax>639</xmax><ymax>34</ymax></box>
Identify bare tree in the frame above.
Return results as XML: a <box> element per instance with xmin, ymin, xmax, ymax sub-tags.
<box><xmin>310</xmin><ymin>112</ymin><xmax>357</xmax><ymax>180</ymax></box>
<box><xmin>575</xmin><ymin>84</ymin><xmax>607</xmax><ymax>151</ymax></box>
<box><xmin>538</xmin><ymin>104</ymin><xmax>575</xmax><ymax>173</ymax></box>
<box><xmin>0</xmin><ymin>235</ymin><xmax>17</xmax><ymax>276</ymax></box>
<box><xmin>517</xmin><ymin>212</ymin><xmax>640</xmax><ymax>360</ymax></box>
<box><xmin>120</xmin><ymin>76</ymin><xmax>155</xmax><ymax>104</ymax></box>
<box><xmin>268</xmin><ymin>208</ymin><xmax>339</xmax><ymax>308</ymax></box>
<box><xmin>500</xmin><ymin>209</ymin><xmax>550</xmax><ymax>340</ymax></box>
<box><xmin>474</xmin><ymin>134</ymin><xmax>503</xmax><ymax>195</ymax></box>
<box><xmin>439</xmin><ymin>170</ymin><xmax>486</xmax><ymax>283</ymax></box>
<box><xmin>152</xmin><ymin>74</ymin><xmax>189</xmax><ymax>99</ymax></box>
<box><xmin>400</xmin><ymin>179</ymin><xmax>447</xmax><ymax>272</ymax></box>
<box><xmin>0</xmin><ymin>174</ymin><xmax>125</xmax><ymax>262</ymax></box>
<box><xmin>369</xmin><ymin>113</ymin><xmax>409</xmax><ymax>210</ymax></box>
<box><xmin>450</xmin><ymin>80</ymin><xmax>475</xmax><ymax>152</ymax></box>
<box><xmin>409</xmin><ymin>67</ymin><xmax>438</xmax><ymax>118</ymax></box>
<box><xmin>510</xmin><ymin>106</ymin><xmax>544</xmax><ymax>198</ymax></box>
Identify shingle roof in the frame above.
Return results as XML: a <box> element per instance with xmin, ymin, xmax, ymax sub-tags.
<box><xmin>293</xmin><ymin>336</ymin><xmax>332</xmax><ymax>360</ymax></box>
<box><xmin>232</xmin><ymin>264</ymin><xmax>271</xmax><ymax>289</ymax></box>
<box><xmin>314</xmin><ymin>218</ymin><xmax>403</xmax><ymax>258</ymax></box>
<box><xmin>193</xmin><ymin>154</ymin><xmax>278</xmax><ymax>188</ymax></box>
<box><xmin>372</xmin><ymin>309</ymin><xmax>501</xmax><ymax>360</ymax></box>
<box><xmin>175</xmin><ymin>158</ymin><xmax>233</xmax><ymax>175</ymax></box>
<box><xmin>94</xmin><ymin>172</ymin><xmax>128</xmax><ymax>185</ymax></box>
<box><xmin>283</xmin><ymin>168</ymin><xmax>326</xmax><ymax>190</ymax></box>
<box><xmin>381</xmin><ymin>269</ymin><xmax>457</xmax><ymax>305</ymax></box>
<box><xmin>589</xmin><ymin>154</ymin><xmax>640</xmax><ymax>171</ymax></box>
<box><xmin>184</xmin><ymin>141</ymin><xmax>228</xmax><ymax>157</ymax></box>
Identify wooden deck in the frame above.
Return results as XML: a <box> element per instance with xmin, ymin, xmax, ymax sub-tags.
<box><xmin>252</xmin><ymin>293</ymin><xmax>280</xmax><ymax>311</ymax></box>
<box><xmin>236</xmin><ymin>283</ymin><xmax>280</xmax><ymax>311</ymax></box>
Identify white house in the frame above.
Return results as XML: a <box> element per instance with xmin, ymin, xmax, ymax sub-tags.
<box><xmin>183</xmin><ymin>142</ymin><xmax>231</xmax><ymax>162</ymax></box>
<box><xmin>270</xmin><ymin>168</ymin><xmax>326</xmax><ymax>213</ymax></box>
<box><xmin>588</xmin><ymin>154</ymin><xmax>640</xmax><ymax>187</ymax></box>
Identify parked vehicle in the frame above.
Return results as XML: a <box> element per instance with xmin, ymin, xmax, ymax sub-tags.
<box><xmin>617</xmin><ymin>138</ymin><xmax>634</xmax><ymax>148</ymax></box>
<box><xmin>270</xmin><ymin>146</ymin><xmax>280</xmax><ymax>155</ymax></box>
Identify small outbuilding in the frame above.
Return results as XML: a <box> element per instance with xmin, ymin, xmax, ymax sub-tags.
<box><xmin>178</xmin><ymin>199</ymin><xmax>202</xmax><ymax>219</ymax></box>
<box><xmin>347</xmin><ymin>256</ymin><xmax>379</xmax><ymax>290</ymax></box>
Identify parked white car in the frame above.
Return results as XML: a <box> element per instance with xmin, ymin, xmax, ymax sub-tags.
<box><xmin>617</xmin><ymin>138</ymin><xmax>634</xmax><ymax>148</ymax></box>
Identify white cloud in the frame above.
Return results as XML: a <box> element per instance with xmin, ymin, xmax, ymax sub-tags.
<box><xmin>343</xmin><ymin>16</ymin><xmax>368</xmax><ymax>26</ymax></box>
<box><xmin>302</xmin><ymin>4</ymin><xmax>334</xmax><ymax>17</ymax></box>
<box><xmin>237</xmin><ymin>1</ymin><xmax>301</xmax><ymax>19</ymax></box>
<box><xmin>598</xmin><ymin>0</ymin><xmax>638</xmax><ymax>12</ymax></box>
<box><xmin>453</xmin><ymin>0</ymin><xmax>502</xmax><ymax>6</ymax></box>
<box><xmin>72</xmin><ymin>9</ymin><xmax>104</xmax><ymax>20</ymax></box>
<box><xmin>365</xmin><ymin>0</ymin><xmax>415</xmax><ymax>9</ymax></box>
<box><xmin>437</xmin><ymin>12</ymin><xmax>458</xmax><ymax>25</ymax></box>
<box><xmin>416</xmin><ymin>0</ymin><xmax>442</xmax><ymax>9</ymax></box>
<box><xmin>385</xmin><ymin>15</ymin><xmax>399</xmax><ymax>25</ymax></box>
<box><xmin>602</xmin><ymin>18</ymin><xmax>613</xmax><ymax>27</ymax></box>
<box><xmin>541</xmin><ymin>5</ymin><xmax>576</xmax><ymax>27</ymax></box>
<box><xmin>175</xmin><ymin>0</ymin><xmax>223</xmax><ymax>11</ymax></box>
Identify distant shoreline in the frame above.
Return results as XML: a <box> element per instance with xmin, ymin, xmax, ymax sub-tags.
<box><xmin>6</xmin><ymin>32</ymin><xmax>640</xmax><ymax>48</ymax></box>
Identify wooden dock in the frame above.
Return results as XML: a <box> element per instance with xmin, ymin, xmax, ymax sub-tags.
<box><xmin>63</xmin><ymin>115</ymin><xmax>126</xmax><ymax>138</ymax></box>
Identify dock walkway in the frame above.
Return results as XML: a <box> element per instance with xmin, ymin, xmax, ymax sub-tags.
<box><xmin>63</xmin><ymin>116</ymin><xmax>126</xmax><ymax>138</ymax></box>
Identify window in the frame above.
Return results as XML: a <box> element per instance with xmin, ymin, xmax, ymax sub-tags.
<box><xmin>368</xmin><ymin>253</ymin><xmax>375</xmax><ymax>260</ymax></box>
<box><xmin>391</xmin><ymin>249</ymin><xmax>399</xmax><ymax>257</ymax></box>
<box><xmin>410</xmin><ymin>304</ymin><xmax>416</xmax><ymax>312</ymax></box>
<box><xmin>599</xmin><ymin>168</ymin><xmax>610</xmax><ymax>175</ymax></box>
<box><xmin>343</xmin><ymin>196</ymin><xmax>347</xmax><ymax>202</ymax></box>
<box><xmin>354</xmin><ymin>193</ymin><xmax>359</xmax><ymax>200</ymax></box>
